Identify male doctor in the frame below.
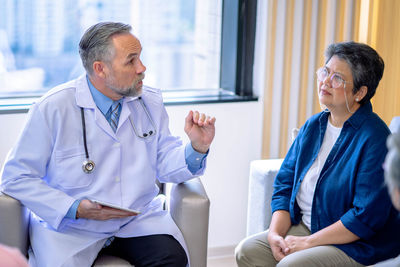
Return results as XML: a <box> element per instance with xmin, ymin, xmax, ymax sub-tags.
<box><xmin>0</xmin><ymin>22</ymin><xmax>216</xmax><ymax>267</ymax></box>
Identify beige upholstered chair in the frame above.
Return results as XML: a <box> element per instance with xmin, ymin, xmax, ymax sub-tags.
<box><xmin>0</xmin><ymin>178</ymin><xmax>210</xmax><ymax>267</ymax></box>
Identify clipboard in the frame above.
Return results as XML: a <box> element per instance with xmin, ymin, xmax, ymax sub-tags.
<box><xmin>90</xmin><ymin>199</ymin><xmax>141</xmax><ymax>214</ymax></box>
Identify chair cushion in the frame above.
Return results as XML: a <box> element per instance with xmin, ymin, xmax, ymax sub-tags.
<box><xmin>246</xmin><ymin>159</ymin><xmax>284</xmax><ymax>236</ymax></box>
<box><xmin>93</xmin><ymin>255</ymin><xmax>132</xmax><ymax>266</ymax></box>
<box><xmin>389</xmin><ymin>117</ymin><xmax>400</xmax><ymax>133</ymax></box>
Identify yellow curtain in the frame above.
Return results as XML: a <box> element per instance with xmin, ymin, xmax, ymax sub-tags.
<box><xmin>262</xmin><ymin>0</ymin><xmax>400</xmax><ymax>159</ymax></box>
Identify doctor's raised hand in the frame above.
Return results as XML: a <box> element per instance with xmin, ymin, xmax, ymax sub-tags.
<box><xmin>185</xmin><ymin>110</ymin><xmax>216</xmax><ymax>154</ymax></box>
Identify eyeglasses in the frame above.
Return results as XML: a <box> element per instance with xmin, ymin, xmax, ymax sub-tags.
<box><xmin>316</xmin><ymin>67</ymin><xmax>348</xmax><ymax>89</ymax></box>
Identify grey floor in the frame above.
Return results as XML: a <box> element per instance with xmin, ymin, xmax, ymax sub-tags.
<box><xmin>207</xmin><ymin>255</ymin><xmax>237</xmax><ymax>267</ymax></box>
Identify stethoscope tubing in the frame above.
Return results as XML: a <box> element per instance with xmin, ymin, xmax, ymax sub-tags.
<box><xmin>80</xmin><ymin>97</ymin><xmax>157</xmax><ymax>174</ymax></box>
<box><xmin>129</xmin><ymin>97</ymin><xmax>157</xmax><ymax>138</ymax></box>
<box><xmin>80</xmin><ymin>107</ymin><xmax>90</xmax><ymax>160</ymax></box>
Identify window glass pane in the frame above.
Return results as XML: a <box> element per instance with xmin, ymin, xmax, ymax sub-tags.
<box><xmin>0</xmin><ymin>0</ymin><xmax>222</xmax><ymax>97</ymax></box>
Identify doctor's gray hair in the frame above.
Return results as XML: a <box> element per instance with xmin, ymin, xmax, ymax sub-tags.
<box><xmin>79</xmin><ymin>22</ymin><xmax>132</xmax><ymax>75</ymax></box>
<box><xmin>325</xmin><ymin>41</ymin><xmax>384</xmax><ymax>105</ymax></box>
<box><xmin>384</xmin><ymin>132</ymin><xmax>400</xmax><ymax>191</ymax></box>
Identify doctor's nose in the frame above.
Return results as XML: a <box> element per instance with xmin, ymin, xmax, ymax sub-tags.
<box><xmin>137</xmin><ymin>59</ymin><xmax>146</xmax><ymax>74</ymax></box>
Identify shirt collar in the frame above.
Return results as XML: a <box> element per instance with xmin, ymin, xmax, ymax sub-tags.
<box><xmin>345</xmin><ymin>101</ymin><xmax>372</xmax><ymax>129</ymax></box>
<box><xmin>86</xmin><ymin>76</ymin><xmax>122</xmax><ymax>115</ymax></box>
<box><xmin>319</xmin><ymin>101</ymin><xmax>372</xmax><ymax>130</ymax></box>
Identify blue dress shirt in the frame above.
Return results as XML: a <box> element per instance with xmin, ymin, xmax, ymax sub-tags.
<box><xmin>272</xmin><ymin>102</ymin><xmax>400</xmax><ymax>265</ymax></box>
<box><xmin>66</xmin><ymin>77</ymin><xmax>207</xmax><ymax>219</ymax></box>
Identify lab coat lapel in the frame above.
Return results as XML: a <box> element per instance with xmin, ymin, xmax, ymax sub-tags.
<box><xmin>75</xmin><ymin>75</ymin><xmax>95</xmax><ymax>109</ymax></box>
<box><xmin>93</xmin><ymin>108</ymin><xmax>116</xmax><ymax>138</ymax></box>
<box><xmin>74</xmin><ymin>75</ymin><xmax>116</xmax><ymax>139</ymax></box>
<box><xmin>118</xmin><ymin>96</ymin><xmax>136</xmax><ymax>130</ymax></box>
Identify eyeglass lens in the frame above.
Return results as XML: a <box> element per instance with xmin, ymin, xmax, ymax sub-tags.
<box><xmin>316</xmin><ymin>67</ymin><xmax>345</xmax><ymax>89</ymax></box>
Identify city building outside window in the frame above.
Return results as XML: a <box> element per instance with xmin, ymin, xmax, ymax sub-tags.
<box><xmin>0</xmin><ymin>0</ymin><xmax>222</xmax><ymax>97</ymax></box>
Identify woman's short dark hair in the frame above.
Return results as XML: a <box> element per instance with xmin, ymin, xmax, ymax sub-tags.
<box><xmin>325</xmin><ymin>41</ymin><xmax>384</xmax><ymax>105</ymax></box>
<box><xmin>79</xmin><ymin>22</ymin><xmax>132</xmax><ymax>75</ymax></box>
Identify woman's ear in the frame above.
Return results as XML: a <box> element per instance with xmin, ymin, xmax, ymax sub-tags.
<box><xmin>355</xmin><ymin>86</ymin><xmax>368</xmax><ymax>102</ymax></box>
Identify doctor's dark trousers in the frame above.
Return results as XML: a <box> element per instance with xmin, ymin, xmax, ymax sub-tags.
<box><xmin>98</xmin><ymin>234</ymin><xmax>187</xmax><ymax>267</ymax></box>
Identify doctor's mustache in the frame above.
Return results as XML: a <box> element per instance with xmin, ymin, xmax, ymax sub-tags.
<box><xmin>136</xmin><ymin>73</ymin><xmax>145</xmax><ymax>83</ymax></box>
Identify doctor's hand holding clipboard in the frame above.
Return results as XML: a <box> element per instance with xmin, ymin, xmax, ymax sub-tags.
<box><xmin>76</xmin><ymin>199</ymin><xmax>139</xmax><ymax>220</ymax></box>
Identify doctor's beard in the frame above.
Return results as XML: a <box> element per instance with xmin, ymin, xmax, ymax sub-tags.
<box><xmin>107</xmin><ymin>73</ymin><xmax>145</xmax><ymax>98</ymax></box>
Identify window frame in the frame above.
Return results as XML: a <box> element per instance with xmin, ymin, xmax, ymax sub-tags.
<box><xmin>0</xmin><ymin>0</ymin><xmax>258</xmax><ymax>114</ymax></box>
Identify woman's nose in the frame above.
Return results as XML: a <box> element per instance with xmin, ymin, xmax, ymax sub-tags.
<box><xmin>321</xmin><ymin>74</ymin><xmax>332</xmax><ymax>85</ymax></box>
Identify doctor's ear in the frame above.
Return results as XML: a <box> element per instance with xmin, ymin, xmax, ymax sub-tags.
<box><xmin>92</xmin><ymin>61</ymin><xmax>108</xmax><ymax>79</ymax></box>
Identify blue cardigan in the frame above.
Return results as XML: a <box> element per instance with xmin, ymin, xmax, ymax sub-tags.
<box><xmin>271</xmin><ymin>102</ymin><xmax>400</xmax><ymax>265</ymax></box>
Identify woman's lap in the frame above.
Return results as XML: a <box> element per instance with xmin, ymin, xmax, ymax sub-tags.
<box><xmin>235</xmin><ymin>223</ymin><xmax>364</xmax><ymax>267</ymax></box>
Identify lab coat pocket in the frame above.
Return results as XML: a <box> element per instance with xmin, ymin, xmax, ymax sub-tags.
<box><xmin>54</xmin><ymin>146</ymin><xmax>94</xmax><ymax>189</ymax></box>
<box><xmin>143</xmin><ymin>132</ymin><xmax>157</xmax><ymax>144</ymax></box>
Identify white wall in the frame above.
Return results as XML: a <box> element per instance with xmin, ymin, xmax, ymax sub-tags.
<box><xmin>0</xmin><ymin>100</ymin><xmax>264</xmax><ymax>250</ymax></box>
<box><xmin>166</xmin><ymin>101</ymin><xmax>263</xmax><ymax>248</ymax></box>
<box><xmin>0</xmin><ymin>113</ymin><xmax>28</xmax><ymax>163</ymax></box>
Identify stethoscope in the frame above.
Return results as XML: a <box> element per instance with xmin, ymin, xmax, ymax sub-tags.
<box><xmin>80</xmin><ymin>97</ymin><xmax>157</xmax><ymax>174</ymax></box>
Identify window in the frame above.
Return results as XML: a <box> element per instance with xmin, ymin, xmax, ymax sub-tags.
<box><xmin>0</xmin><ymin>0</ymin><xmax>221</xmax><ymax>96</ymax></box>
<box><xmin>0</xmin><ymin>0</ymin><xmax>257</xmax><ymax>109</ymax></box>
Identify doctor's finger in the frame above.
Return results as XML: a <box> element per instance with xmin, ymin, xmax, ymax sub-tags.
<box><xmin>202</xmin><ymin>115</ymin><xmax>210</xmax><ymax>125</ymax></box>
<box><xmin>100</xmin><ymin>208</ymin><xmax>138</xmax><ymax>219</ymax></box>
<box><xmin>197</xmin><ymin>113</ymin><xmax>206</xmax><ymax>126</ymax></box>
<box><xmin>82</xmin><ymin>199</ymin><xmax>101</xmax><ymax>209</ymax></box>
<box><xmin>205</xmin><ymin>115</ymin><xmax>213</xmax><ymax>124</ymax></box>
<box><xmin>102</xmin><ymin>213</ymin><xmax>136</xmax><ymax>220</ymax></box>
<box><xmin>204</xmin><ymin>116</ymin><xmax>216</xmax><ymax>126</ymax></box>
<box><xmin>185</xmin><ymin>110</ymin><xmax>193</xmax><ymax>122</ymax></box>
<box><xmin>192</xmin><ymin>111</ymin><xmax>200</xmax><ymax>123</ymax></box>
<box><xmin>77</xmin><ymin>199</ymin><xmax>101</xmax><ymax>219</ymax></box>
<box><xmin>184</xmin><ymin>110</ymin><xmax>193</xmax><ymax>130</ymax></box>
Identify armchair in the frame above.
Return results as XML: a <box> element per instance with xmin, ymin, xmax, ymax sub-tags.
<box><xmin>0</xmin><ymin>178</ymin><xmax>210</xmax><ymax>267</ymax></box>
<box><xmin>246</xmin><ymin>158</ymin><xmax>283</xmax><ymax>236</ymax></box>
<box><xmin>247</xmin><ymin>128</ymin><xmax>298</xmax><ymax>236</ymax></box>
<box><xmin>389</xmin><ymin>116</ymin><xmax>400</xmax><ymax>133</ymax></box>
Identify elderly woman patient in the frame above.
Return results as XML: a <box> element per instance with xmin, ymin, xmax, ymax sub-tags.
<box><xmin>235</xmin><ymin>41</ymin><xmax>400</xmax><ymax>267</ymax></box>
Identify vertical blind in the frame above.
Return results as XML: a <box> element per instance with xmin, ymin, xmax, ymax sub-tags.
<box><xmin>261</xmin><ymin>0</ymin><xmax>400</xmax><ymax>159</ymax></box>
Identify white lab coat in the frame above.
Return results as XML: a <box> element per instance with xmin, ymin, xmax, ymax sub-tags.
<box><xmin>1</xmin><ymin>75</ymin><xmax>205</xmax><ymax>267</ymax></box>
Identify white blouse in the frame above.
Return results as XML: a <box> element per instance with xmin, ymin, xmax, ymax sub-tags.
<box><xmin>296</xmin><ymin>119</ymin><xmax>342</xmax><ymax>230</ymax></box>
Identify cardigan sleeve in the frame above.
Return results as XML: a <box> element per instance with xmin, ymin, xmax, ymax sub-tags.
<box><xmin>340</xmin><ymin>127</ymin><xmax>392</xmax><ymax>239</ymax></box>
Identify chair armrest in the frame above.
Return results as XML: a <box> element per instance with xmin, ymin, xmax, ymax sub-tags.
<box><xmin>246</xmin><ymin>159</ymin><xmax>283</xmax><ymax>236</ymax></box>
<box><xmin>0</xmin><ymin>193</ymin><xmax>29</xmax><ymax>255</ymax></box>
<box><xmin>165</xmin><ymin>178</ymin><xmax>210</xmax><ymax>267</ymax></box>
<box><xmin>389</xmin><ymin>116</ymin><xmax>400</xmax><ymax>133</ymax></box>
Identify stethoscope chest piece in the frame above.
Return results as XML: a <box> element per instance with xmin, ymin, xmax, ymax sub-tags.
<box><xmin>82</xmin><ymin>159</ymin><xmax>95</xmax><ymax>174</ymax></box>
